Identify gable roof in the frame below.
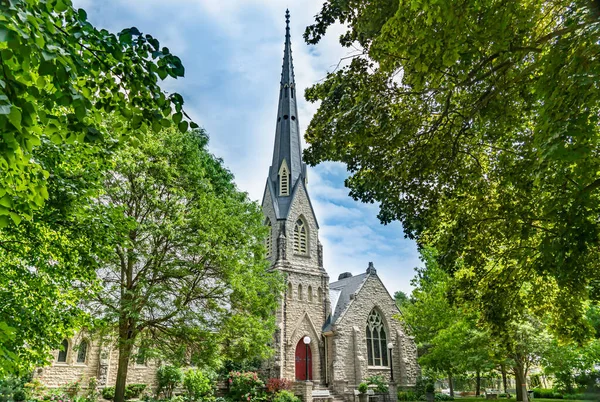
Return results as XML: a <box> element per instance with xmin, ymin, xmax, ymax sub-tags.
<box><xmin>324</xmin><ymin>272</ymin><xmax>368</xmax><ymax>332</ymax></box>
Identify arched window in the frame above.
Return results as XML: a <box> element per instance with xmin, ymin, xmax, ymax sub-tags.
<box><xmin>317</xmin><ymin>287</ymin><xmax>323</xmax><ymax>303</ymax></box>
<box><xmin>288</xmin><ymin>282</ymin><xmax>293</xmax><ymax>300</ymax></box>
<box><xmin>76</xmin><ymin>340</ymin><xmax>87</xmax><ymax>363</ymax></box>
<box><xmin>279</xmin><ymin>161</ymin><xmax>290</xmax><ymax>196</ymax></box>
<box><xmin>366</xmin><ymin>309</ymin><xmax>388</xmax><ymax>367</ymax></box>
<box><xmin>57</xmin><ymin>339</ymin><xmax>68</xmax><ymax>363</ymax></box>
<box><xmin>307</xmin><ymin>285</ymin><xmax>313</xmax><ymax>302</ymax></box>
<box><xmin>298</xmin><ymin>284</ymin><xmax>303</xmax><ymax>300</ymax></box>
<box><xmin>266</xmin><ymin>219</ymin><xmax>273</xmax><ymax>258</ymax></box>
<box><xmin>293</xmin><ymin>218</ymin><xmax>307</xmax><ymax>254</ymax></box>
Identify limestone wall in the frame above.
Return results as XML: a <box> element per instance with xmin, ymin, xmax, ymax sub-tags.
<box><xmin>330</xmin><ymin>274</ymin><xmax>419</xmax><ymax>392</ymax></box>
<box><xmin>35</xmin><ymin>334</ymin><xmax>159</xmax><ymax>391</ymax></box>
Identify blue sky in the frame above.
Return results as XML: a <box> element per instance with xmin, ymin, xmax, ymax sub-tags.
<box><xmin>75</xmin><ymin>0</ymin><xmax>422</xmax><ymax>295</ymax></box>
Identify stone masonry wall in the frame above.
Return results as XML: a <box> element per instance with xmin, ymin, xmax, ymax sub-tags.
<box><xmin>35</xmin><ymin>333</ymin><xmax>159</xmax><ymax>391</ymax></box>
<box><xmin>331</xmin><ymin>273</ymin><xmax>419</xmax><ymax>394</ymax></box>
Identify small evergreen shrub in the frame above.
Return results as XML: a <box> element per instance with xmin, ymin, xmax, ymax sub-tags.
<box><xmin>13</xmin><ymin>390</ymin><xmax>26</xmax><ymax>402</ymax></box>
<box><xmin>358</xmin><ymin>383</ymin><xmax>369</xmax><ymax>394</ymax></box>
<box><xmin>272</xmin><ymin>390</ymin><xmax>300</xmax><ymax>402</ymax></box>
<box><xmin>434</xmin><ymin>393</ymin><xmax>453</xmax><ymax>401</ymax></box>
<box><xmin>124</xmin><ymin>384</ymin><xmax>147</xmax><ymax>400</ymax></box>
<box><xmin>102</xmin><ymin>387</ymin><xmax>115</xmax><ymax>400</ymax></box>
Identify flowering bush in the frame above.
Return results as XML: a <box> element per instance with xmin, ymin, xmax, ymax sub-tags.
<box><xmin>43</xmin><ymin>388</ymin><xmax>73</xmax><ymax>402</ymax></box>
<box><xmin>265</xmin><ymin>379</ymin><xmax>293</xmax><ymax>395</ymax></box>
<box><xmin>227</xmin><ymin>372</ymin><xmax>265</xmax><ymax>402</ymax></box>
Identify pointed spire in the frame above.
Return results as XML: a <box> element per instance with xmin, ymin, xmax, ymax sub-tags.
<box><xmin>268</xmin><ymin>9</ymin><xmax>306</xmax><ymax>218</ymax></box>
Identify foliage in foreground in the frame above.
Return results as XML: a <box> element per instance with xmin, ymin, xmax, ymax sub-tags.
<box><xmin>0</xmin><ymin>0</ymin><xmax>192</xmax><ymax>375</ymax></box>
<box><xmin>303</xmin><ymin>0</ymin><xmax>600</xmax><ymax>343</ymax></box>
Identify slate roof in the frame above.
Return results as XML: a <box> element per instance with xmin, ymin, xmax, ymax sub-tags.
<box><xmin>266</xmin><ymin>10</ymin><xmax>307</xmax><ymax>219</ymax></box>
<box><xmin>324</xmin><ymin>272</ymin><xmax>369</xmax><ymax>332</ymax></box>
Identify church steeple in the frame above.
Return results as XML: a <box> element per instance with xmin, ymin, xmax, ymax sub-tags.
<box><xmin>267</xmin><ymin>10</ymin><xmax>307</xmax><ymax>218</ymax></box>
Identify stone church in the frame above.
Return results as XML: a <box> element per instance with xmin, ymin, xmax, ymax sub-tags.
<box><xmin>34</xmin><ymin>10</ymin><xmax>418</xmax><ymax>400</ymax></box>
<box><xmin>261</xmin><ymin>10</ymin><xmax>419</xmax><ymax>400</ymax></box>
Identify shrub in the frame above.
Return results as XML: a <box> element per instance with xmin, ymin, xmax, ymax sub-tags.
<box><xmin>183</xmin><ymin>369</ymin><xmax>215</xmax><ymax>402</ymax></box>
<box><xmin>434</xmin><ymin>394</ymin><xmax>453</xmax><ymax>401</ymax></box>
<box><xmin>365</xmin><ymin>375</ymin><xmax>388</xmax><ymax>394</ymax></box>
<box><xmin>13</xmin><ymin>390</ymin><xmax>26</xmax><ymax>402</ymax></box>
<box><xmin>227</xmin><ymin>371</ymin><xmax>264</xmax><ymax>402</ymax></box>
<box><xmin>64</xmin><ymin>380</ymin><xmax>82</xmax><ymax>398</ymax></box>
<box><xmin>102</xmin><ymin>387</ymin><xmax>116</xmax><ymax>401</ymax></box>
<box><xmin>533</xmin><ymin>388</ymin><xmax>563</xmax><ymax>399</ymax></box>
<box><xmin>272</xmin><ymin>391</ymin><xmax>300</xmax><ymax>402</ymax></box>
<box><xmin>398</xmin><ymin>391</ymin><xmax>418</xmax><ymax>401</ymax></box>
<box><xmin>358</xmin><ymin>383</ymin><xmax>369</xmax><ymax>394</ymax></box>
<box><xmin>124</xmin><ymin>384</ymin><xmax>147</xmax><ymax>400</ymax></box>
<box><xmin>266</xmin><ymin>379</ymin><xmax>293</xmax><ymax>394</ymax></box>
<box><xmin>157</xmin><ymin>366</ymin><xmax>184</xmax><ymax>399</ymax></box>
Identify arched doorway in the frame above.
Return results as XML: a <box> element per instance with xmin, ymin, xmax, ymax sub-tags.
<box><xmin>295</xmin><ymin>338</ymin><xmax>312</xmax><ymax>381</ymax></box>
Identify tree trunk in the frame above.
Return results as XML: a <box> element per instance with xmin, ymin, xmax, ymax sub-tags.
<box><xmin>448</xmin><ymin>373</ymin><xmax>454</xmax><ymax>397</ymax></box>
<box><xmin>476</xmin><ymin>370</ymin><xmax>481</xmax><ymax>396</ymax></box>
<box><xmin>501</xmin><ymin>365</ymin><xmax>508</xmax><ymax>394</ymax></box>
<box><xmin>514</xmin><ymin>364</ymin><xmax>528</xmax><ymax>402</ymax></box>
<box><xmin>114</xmin><ymin>318</ymin><xmax>136</xmax><ymax>402</ymax></box>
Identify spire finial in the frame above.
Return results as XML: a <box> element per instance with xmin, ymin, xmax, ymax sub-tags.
<box><xmin>285</xmin><ymin>9</ymin><xmax>290</xmax><ymax>25</ymax></box>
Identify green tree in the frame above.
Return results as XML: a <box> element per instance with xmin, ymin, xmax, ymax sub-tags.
<box><xmin>0</xmin><ymin>135</ymin><xmax>116</xmax><ymax>375</ymax></box>
<box><xmin>394</xmin><ymin>290</ymin><xmax>409</xmax><ymax>308</ymax></box>
<box><xmin>401</xmin><ymin>248</ymin><xmax>496</xmax><ymax>397</ymax></box>
<box><xmin>88</xmin><ymin>127</ymin><xmax>282</xmax><ymax>402</ymax></box>
<box><xmin>303</xmin><ymin>0</ymin><xmax>600</xmax><ymax>342</ymax></box>
<box><xmin>1</xmin><ymin>0</ymin><xmax>192</xmax><ymax>373</ymax></box>
<box><xmin>1</xmin><ymin>0</ymin><xmax>191</xmax><ymax>222</ymax></box>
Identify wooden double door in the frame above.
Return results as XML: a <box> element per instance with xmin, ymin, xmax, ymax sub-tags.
<box><xmin>294</xmin><ymin>339</ymin><xmax>313</xmax><ymax>381</ymax></box>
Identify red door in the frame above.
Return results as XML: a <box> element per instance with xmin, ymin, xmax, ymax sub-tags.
<box><xmin>295</xmin><ymin>339</ymin><xmax>313</xmax><ymax>381</ymax></box>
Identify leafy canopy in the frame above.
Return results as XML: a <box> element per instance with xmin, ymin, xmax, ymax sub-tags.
<box><xmin>303</xmin><ymin>0</ymin><xmax>600</xmax><ymax>342</ymax></box>
<box><xmin>0</xmin><ymin>0</ymin><xmax>194</xmax><ymax>225</ymax></box>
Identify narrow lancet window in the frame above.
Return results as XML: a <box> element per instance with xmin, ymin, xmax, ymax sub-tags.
<box><xmin>293</xmin><ymin>218</ymin><xmax>307</xmax><ymax>254</ymax></box>
<box><xmin>279</xmin><ymin>160</ymin><xmax>290</xmax><ymax>196</ymax></box>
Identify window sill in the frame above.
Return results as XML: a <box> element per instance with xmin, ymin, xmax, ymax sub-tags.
<box><xmin>367</xmin><ymin>366</ymin><xmax>390</xmax><ymax>370</ymax></box>
<box><xmin>293</xmin><ymin>253</ymin><xmax>310</xmax><ymax>258</ymax></box>
<box><xmin>54</xmin><ymin>362</ymin><xmax>69</xmax><ymax>366</ymax></box>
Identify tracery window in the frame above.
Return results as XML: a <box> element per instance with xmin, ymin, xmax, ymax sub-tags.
<box><xmin>366</xmin><ymin>309</ymin><xmax>388</xmax><ymax>367</ymax></box>
<box><xmin>298</xmin><ymin>284</ymin><xmax>303</xmax><ymax>300</ymax></box>
<box><xmin>266</xmin><ymin>219</ymin><xmax>273</xmax><ymax>258</ymax></box>
<box><xmin>136</xmin><ymin>351</ymin><xmax>146</xmax><ymax>365</ymax></box>
<box><xmin>293</xmin><ymin>218</ymin><xmax>307</xmax><ymax>254</ymax></box>
<box><xmin>57</xmin><ymin>339</ymin><xmax>68</xmax><ymax>363</ymax></box>
<box><xmin>307</xmin><ymin>285</ymin><xmax>313</xmax><ymax>302</ymax></box>
<box><xmin>76</xmin><ymin>340</ymin><xmax>87</xmax><ymax>363</ymax></box>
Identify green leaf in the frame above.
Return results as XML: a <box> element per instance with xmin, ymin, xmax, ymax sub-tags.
<box><xmin>8</xmin><ymin>107</ymin><xmax>21</xmax><ymax>130</ymax></box>
<box><xmin>0</xmin><ymin>195</ymin><xmax>12</xmax><ymax>208</ymax></box>
<box><xmin>178</xmin><ymin>121</ymin><xmax>188</xmax><ymax>133</ymax></box>
<box><xmin>54</xmin><ymin>0</ymin><xmax>70</xmax><ymax>13</ymax></box>
<box><xmin>0</xmin><ymin>215</ymin><xmax>9</xmax><ymax>228</ymax></box>
<box><xmin>173</xmin><ymin>112</ymin><xmax>182</xmax><ymax>125</ymax></box>
<box><xmin>9</xmin><ymin>212</ymin><xmax>21</xmax><ymax>225</ymax></box>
